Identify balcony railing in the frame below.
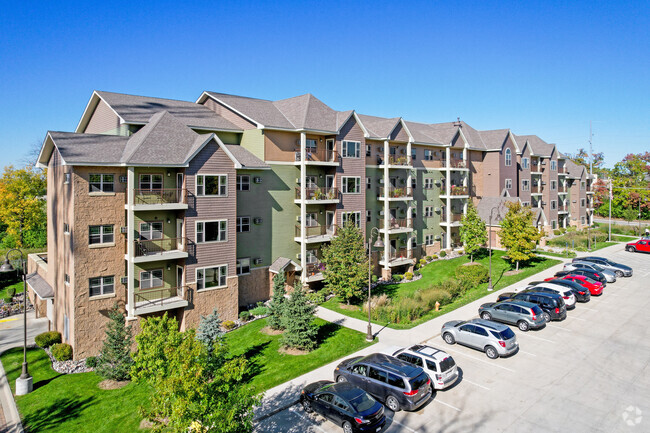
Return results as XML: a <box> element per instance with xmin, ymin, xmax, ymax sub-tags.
<box><xmin>450</xmin><ymin>159</ymin><xmax>466</xmax><ymax>169</ymax></box>
<box><xmin>558</xmin><ymin>205</ymin><xmax>567</xmax><ymax>212</ymax></box>
<box><xmin>450</xmin><ymin>185</ymin><xmax>468</xmax><ymax>195</ymax></box>
<box><xmin>379</xmin><ymin>218</ymin><xmax>412</xmax><ymax>230</ymax></box>
<box><xmin>135</xmin><ymin>237</ymin><xmax>186</xmax><ymax>257</ymax></box>
<box><xmin>558</xmin><ymin>166</ymin><xmax>567</xmax><ymax>174</ymax></box>
<box><xmin>134</xmin><ymin>188</ymin><xmax>188</xmax><ymax>205</ymax></box>
<box><xmin>379</xmin><ymin>186</ymin><xmax>412</xmax><ymax>199</ymax></box>
<box><xmin>381</xmin><ymin>247</ymin><xmax>412</xmax><ymax>261</ymax></box>
<box><xmin>558</xmin><ymin>186</ymin><xmax>567</xmax><ymax>193</ymax></box>
<box><xmin>531</xmin><ymin>185</ymin><xmax>542</xmax><ymax>194</ymax></box>
<box><xmin>295</xmin><ymin>224</ymin><xmax>338</xmax><ymax>238</ymax></box>
<box><xmin>384</xmin><ymin>155</ymin><xmax>412</xmax><ymax>166</ymax></box>
<box><xmin>294</xmin><ymin>148</ymin><xmax>339</xmax><ymax>163</ymax></box>
<box><xmin>305</xmin><ymin>262</ymin><xmax>325</xmax><ymax>276</ymax></box>
<box><xmin>135</xmin><ymin>286</ymin><xmax>186</xmax><ymax>305</ymax></box>
<box><xmin>452</xmin><ymin>213</ymin><xmax>463</xmax><ymax>222</ymax></box>
<box><xmin>295</xmin><ymin>187</ymin><xmax>339</xmax><ymax>201</ymax></box>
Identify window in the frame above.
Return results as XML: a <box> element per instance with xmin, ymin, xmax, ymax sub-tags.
<box><xmin>522</xmin><ymin>201</ymin><xmax>530</xmax><ymax>207</ymax></box>
<box><xmin>551</xmin><ymin>200</ymin><xmax>557</xmax><ymax>210</ymax></box>
<box><xmin>552</xmin><ymin>220</ymin><xmax>557</xmax><ymax>229</ymax></box>
<box><xmin>425</xmin><ymin>206</ymin><xmax>434</xmax><ymax>217</ymax></box>
<box><xmin>89</xmin><ymin>225</ymin><xmax>114</xmax><ymax>245</ymax></box>
<box><xmin>411</xmin><ymin>237</ymin><xmax>416</xmax><ymax>248</ymax></box>
<box><xmin>351</xmin><ymin>364</ymin><xmax>367</xmax><ymax>376</ymax></box>
<box><xmin>305</xmin><ymin>213</ymin><xmax>318</xmax><ymax>226</ymax></box>
<box><xmin>139</xmin><ymin>174</ymin><xmax>163</xmax><ymax>190</ymax></box>
<box><xmin>63</xmin><ymin>223</ymin><xmax>70</xmax><ymax>234</ymax></box>
<box><xmin>387</xmin><ymin>373</ymin><xmax>405</xmax><ymax>389</ymax></box>
<box><xmin>551</xmin><ymin>160</ymin><xmax>557</xmax><ymax>171</ymax></box>
<box><xmin>581</xmin><ymin>216</ymin><xmax>586</xmax><ymax>224</ymax></box>
<box><xmin>581</xmin><ymin>198</ymin><xmax>586</xmax><ymax>207</ymax></box>
<box><xmin>197</xmin><ymin>265</ymin><xmax>227</xmax><ymax>290</ymax></box>
<box><xmin>522</xmin><ymin>157</ymin><xmax>529</xmax><ymax>169</ymax></box>
<box><xmin>236</xmin><ymin>175</ymin><xmax>250</xmax><ymax>191</ymax></box>
<box><xmin>366</xmin><ymin>177</ymin><xmax>371</xmax><ymax>189</ymax></box>
<box><xmin>236</xmin><ymin>258</ymin><xmax>250</xmax><ymax>275</ymax></box>
<box><xmin>424</xmin><ymin>178</ymin><xmax>434</xmax><ymax>189</ymax></box>
<box><xmin>581</xmin><ymin>181</ymin><xmax>586</xmax><ymax>190</ymax></box>
<box><xmin>140</xmin><ymin>269</ymin><xmax>163</xmax><ymax>289</ymax></box>
<box><xmin>368</xmin><ymin>367</ymin><xmax>387</xmax><ymax>383</ymax></box>
<box><xmin>424</xmin><ymin>150</ymin><xmax>434</xmax><ymax>161</ymax></box>
<box><xmin>411</xmin><ymin>178</ymin><xmax>416</xmax><ymax>189</ymax></box>
<box><xmin>305</xmin><ymin>175</ymin><xmax>317</xmax><ymax>188</ymax></box>
<box><xmin>64</xmin><ymin>274</ymin><xmax>70</xmax><ymax>284</ymax></box>
<box><xmin>306</xmin><ymin>139</ymin><xmax>317</xmax><ymax>151</ymax></box>
<box><xmin>342</xmin><ymin>176</ymin><xmax>360</xmax><ymax>194</ymax></box>
<box><xmin>139</xmin><ymin>222</ymin><xmax>162</xmax><ymax>240</ymax></box>
<box><xmin>64</xmin><ymin>173</ymin><xmax>71</xmax><ymax>184</ymax></box>
<box><xmin>411</xmin><ymin>149</ymin><xmax>417</xmax><ymax>160</ymax></box>
<box><xmin>366</xmin><ymin>144</ymin><xmax>371</xmax><ymax>157</ymax></box>
<box><xmin>522</xmin><ymin>180</ymin><xmax>530</xmax><ymax>191</ymax></box>
<box><xmin>196</xmin><ymin>174</ymin><xmax>227</xmax><ymax>196</ymax></box>
<box><xmin>196</xmin><ymin>220</ymin><xmax>227</xmax><ymax>243</ymax></box>
<box><xmin>426</xmin><ymin>360</ymin><xmax>438</xmax><ymax>371</ymax></box>
<box><xmin>342</xmin><ymin>140</ymin><xmax>360</xmax><ymax>158</ymax></box>
<box><xmin>89</xmin><ymin>276</ymin><xmax>114</xmax><ymax>297</ymax></box>
<box><xmin>505</xmin><ymin>179</ymin><xmax>512</xmax><ymax>190</ymax></box>
<box><xmin>366</xmin><ymin>210</ymin><xmax>371</xmax><ymax>222</ymax></box>
<box><xmin>474</xmin><ymin>326</ymin><xmax>488</xmax><ymax>337</ymax></box>
<box><xmin>342</xmin><ymin>212</ymin><xmax>361</xmax><ymax>228</ymax></box>
<box><xmin>89</xmin><ymin>174</ymin><xmax>114</xmax><ymax>193</ymax></box>
<box><xmin>305</xmin><ymin>249</ymin><xmax>318</xmax><ymax>264</ymax></box>
<box><xmin>550</xmin><ymin>180</ymin><xmax>557</xmax><ymax>191</ymax></box>
<box><xmin>425</xmin><ymin>234</ymin><xmax>435</xmax><ymax>245</ymax></box>
<box><xmin>505</xmin><ymin>148</ymin><xmax>512</xmax><ymax>166</ymax></box>
<box><xmin>236</xmin><ymin>217</ymin><xmax>250</xmax><ymax>233</ymax></box>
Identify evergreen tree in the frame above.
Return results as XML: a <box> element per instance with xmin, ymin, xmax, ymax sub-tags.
<box><xmin>460</xmin><ymin>201</ymin><xmax>487</xmax><ymax>262</ymax></box>
<box><xmin>498</xmin><ymin>202</ymin><xmax>543</xmax><ymax>270</ymax></box>
<box><xmin>321</xmin><ymin>221</ymin><xmax>368</xmax><ymax>304</ymax></box>
<box><xmin>96</xmin><ymin>303</ymin><xmax>134</xmax><ymax>381</ymax></box>
<box><xmin>197</xmin><ymin>308</ymin><xmax>224</xmax><ymax>355</ymax></box>
<box><xmin>267</xmin><ymin>272</ymin><xmax>286</xmax><ymax>330</ymax></box>
<box><xmin>280</xmin><ymin>281</ymin><xmax>318</xmax><ymax>351</ymax></box>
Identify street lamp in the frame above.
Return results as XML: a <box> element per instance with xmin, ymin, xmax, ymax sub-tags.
<box><xmin>367</xmin><ymin>227</ymin><xmax>384</xmax><ymax>342</ymax></box>
<box><xmin>487</xmin><ymin>206</ymin><xmax>500</xmax><ymax>291</ymax></box>
<box><xmin>0</xmin><ymin>249</ymin><xmax>32</xmax><ymax>395</ymax></box>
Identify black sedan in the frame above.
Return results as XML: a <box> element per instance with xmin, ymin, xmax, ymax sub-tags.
<box><xmin>301</xmin><ymin>381</ymin><xmax>386</xmax><ymax>433</ymax></box>
<box><xmin>554</xmin><ymin>269</ymin><xmax>607</xmax><ymax>286</ymax></box>
<box><xmin>542</xmin><ymin>278</ymin><xmax>591</xmax><ymax>302</ymax></box>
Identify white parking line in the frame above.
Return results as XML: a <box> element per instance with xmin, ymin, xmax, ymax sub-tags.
<box><xmin>462</xmin><ymin>378</ymin><xmax>491</xmax><ymax>390</ymax></box>
<box><xmin>578</xmin><ymin>306</ymin><xmax>599</xmax><ymax>312</ymax></box>
<box><xmin>567</xmin><ymin>316</ymin><xmax>587</xmax><ymax>321</ymax></box>
<box><xmin>433</xmin><ymin>398</ymin><xmax>462</xmax><ymax>412</ymax></box>
<box><xmin>520</xmin><ymin>333</ymin><xmax>556</xmax><ymax>344</ymax></box>
<box><xmin>546</xmin><ymin>323</ymin><xmax>570</xmax><ymax>331</ymax></box>
<box><xmin>387</xmin><ymin>416</ymin><xmax>419</xmax><ymax>433</ymax></box>
<box><xmin>288</xmin><ymin>407</ymin><xmax>327</xmax><ymax>433</ymax></box>
<box><xmin>442</xmin><ymin>346</ymin><xmax>516</xmax><ymax>372</ymax></box>
<box><xmin>519</xmin><ymin>350</ymin><xmax>537</xmax><ymax>357</ymax></box>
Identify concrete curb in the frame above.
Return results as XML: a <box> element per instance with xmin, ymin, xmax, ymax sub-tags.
<box><xmin>0</xmin><ymin>347</ymin><xmax>25</xmax><ymax>433</ymax></box>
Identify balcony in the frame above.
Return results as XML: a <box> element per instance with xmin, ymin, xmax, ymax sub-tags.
<box><xmin>131</xmin><ymin>237</ymin><xmax>188</xmax><ymax>263</ymax></box>
<box><xmin>558</xmin><ymin>166</ymin><xmax>567</xmax><ymax>175</ymax></box>
<box><xmin>379</xmin><ymin>248</ymin><xmax>415</xmax><ymax>267</ymax></box>
<box><xmin>133</xmin><ymin>286</ymin><xmax>189</xmax><ymax>315</ymax></box>
<box><xmin>441</xmin><ymin>212</ymin><xmax>463</xmax><ymax>226</ymax></box>
<box><xmin>558</xmin><ymin>205</ymin><xmax>568</xmax><ymax>213</ymax></box>
<box><xmin>380</xmin><ymin>155</ymin><xmax>412</xmax><ymax>169</ymax></box>
<box><xmin>531</xmin><ymin>185</ymin><xmax>542</xmax><ymax>195</ymax></box>
<box><xmin>305</xmin><ymin>262</ymin><xmax>326</xmax><ymax>282</ymax></box>
<box><xmin>441</xmin><ymin>185</ymin><xmax>470</xmax><ymax>199</ymax></box>
<box><xmin>379</xmin><ymin>218</ymin><xmax>413</xmax><ymax>234</ymax></box>
<box><xmin>294</xmin><ymin>187</ymin><xmax>340</xmax><ymax>204</ymax></box>
<box><xmin>295</xmin><ymin>224</ymin><xmax>338</xmax><ymax>243</ymax></box>
<box><xmin>378</xmin><ymin>186</ymin><xmax>413</xmax><ymax>201</ymax></box>
<box><xmin>294</xmin><ymin>148</ymin><xmax>340</xmax><ymax>166</ymax></box>
<box><xmin>558</xmin><ymin>186</ymin><xmax>567</xmax><ymax>194</ymax></box>
<box><xmin>131</xmin><ymin>189</ymin><xmax>189</xmax><ymax>211</ymax></box>
<box><xmin>449</xmin><ymin>159</ymin><xmax>469</xmax><ymax>170</ymax></box>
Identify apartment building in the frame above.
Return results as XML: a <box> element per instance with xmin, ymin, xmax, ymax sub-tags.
<box><xmin>26</xmin><ymin>89</ymin><xmax>593</xmax><ymax>358</ymax></box>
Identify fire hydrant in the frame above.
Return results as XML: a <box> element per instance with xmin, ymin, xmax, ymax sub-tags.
<box><xmin>435</xmin><ymin>301</ymin><xmax>440</xmax><ymax>311</ymax></box>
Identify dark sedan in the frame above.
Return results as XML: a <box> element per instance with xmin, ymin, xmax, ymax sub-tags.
<box><xmin>301</xmin><ymin>381</ymin><xmax>386</xmax><ymax>433</ymax></box>
<box><xmin>554</xmin><ymin>269</ymin><xmax>607</xmax><ymax>286</ymax></box>
<box><xmin>541</xmin><ymin>278</ymin><xmax>591</xmax><ymax>302</ymax></box>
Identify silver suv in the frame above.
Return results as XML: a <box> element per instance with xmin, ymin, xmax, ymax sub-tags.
<box><xmin>564</xmin><ymin>261</ymin><xmax>616</xmax><ymax>283</ymax></box>
<box><xmin>478</xmin><ymin>300</ymin><xmax>546</xmax><ymax>331</ymax></box>
<box><xmin>441</xmin><ymin>318</ymin><xmax>519</xmax><ymax>359</ymax></box>
<box><xmin>386</xmin><ymin>345</ymin><xmax>458</xmax><ymax>390</ymax></box>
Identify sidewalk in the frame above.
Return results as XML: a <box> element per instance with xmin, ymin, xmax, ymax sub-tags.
<box><xmin>255</xmin><ymin>242</ymin><xmax>625</xmax><ymax>421</ymax></box>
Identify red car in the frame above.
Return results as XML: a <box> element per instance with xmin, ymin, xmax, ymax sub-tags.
<box><xmin>545</xmin><ymin>274</ymin><xmax>603</xmax><ymax>296</ymax></box>
<box><xmin>626</xmin><ymin>239</ymin><xmax>650</xmax><ymax>253</ymax></box>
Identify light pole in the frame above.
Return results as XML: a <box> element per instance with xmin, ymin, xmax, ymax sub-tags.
<box><xmin>0</xmin><ymin>249</ymin><xmax>32</xmax><ymax>395</ymax></box>
<box><xmin>487</xmin><ymin>206</ymin><xmax>500</xmax><ymax>291</ymax></box>
<box><xmin>367</xmin><ymin>227</ymin><xmax>384</xmax><ymax>341</ymax></box>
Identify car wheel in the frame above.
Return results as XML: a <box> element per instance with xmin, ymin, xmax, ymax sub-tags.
<box><xmin>385</xmin><ymin>395</ymin><xmax>400</xmax><ymax>412</ymax></box>
<box><xmin>336</xmin><ymin>375</ymin><xmax>347</xmax><ymax>383</ymax></box>
<box><xmin>302</xmin><ymin>399</ymin><xmax>313</xmax><ymax>413</ymax></box>
<box><xmin>627</xmin><ymin>246</ymin><xmax>636</xmax><ymax>252</ymax></box>
<box><xmin>485</xmin><ymin>345</ymin><xmax>499</xmax><ymax>359</ymax></box>
<box><xmin>615</xmin><ymin>270</ymin><xmax>623</xmax><ymax>277</ymax></box>
<box><xmin>542</xmin><ymin>312</ymin><xmax>551</xmax><ymax>322</ymax></box>
<box><xmin>443</xmin><ymin>332</ymin><xmax>456</xmax><ymax>345</ymax></box>
<box><xmin>481</xmin><ymin>312</ymin><xmax>492</xmax><ymax>320</ymax></box>
<box><xmin>517</xmin><ymin>320</ymin><xmax>529</xmax><ymax>332</ymax></box>
<box><xmin>342</xmin><ymin>421</ymin><xmax>354</xmax><ymax>433</ymax></box>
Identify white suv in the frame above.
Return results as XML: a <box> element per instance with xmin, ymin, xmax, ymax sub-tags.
<box><xmin>384</xmin><ymin>345</ymin><xmax>458</xmax><ymax>390</ymax></box>
<box><xmin>525</xmin><ymin>282</ymin><xmax>576</xmax><ymax>309</ymax></box>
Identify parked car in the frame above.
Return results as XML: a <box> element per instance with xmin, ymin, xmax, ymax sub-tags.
<box><xmin>521</xmin><ymin>283</ymin><xmax>577</xmax><ymax>309</ymax></box>
<box><xmin>539</xmin><ymin>278</ymin><xmax>591</xmax><ymax>302</ymax></box>
<box><xmin>478</xmin><ymin>300</ymin><xmax>546</xmax><ymax>331</ymax></box>
<box><xmin>626</xmin><ymin>239</ymin><xmax>650</xmax><ymax>253</ymax></box>
<box><xmin>386</xmin><ymin>345</ymin><xmax>458</xmax><ymax>390</ymax></box>
<box><xmin>441</xmin><ymin>318</ymin><xmax>519</xmax><ymax>359</ymax></box>
<box><xmin>301</xmin><ymin>381</ymin><xmax>386</xmax><ymax>433</ymax></box>
<box><xmin>497</xmin><ymin>290</ymin><xmax>567</xmax><ymax>321</ymax></box>
<box><xmin>548</xmin><ymin>274</ymin><xmax>603</xmax><ymax>296</ymax></box>
<box><xmin>554</xmin><ymin>269</ymin><xmax>607</xmax><ymax>286</ymax></box>
<box><xmin>564</xmin><ymin>262</ymin><xmax>616</xmax><ymax>283</ymax></box>
<box><xmin>573</xmin><ymin>257</ymin><xmax>633</xmax><ymax>277</ymax></box>
<box><xmin>334</xmin><ymin>353</ymin><xmax>432</xmax><ymax>412</ymax></box>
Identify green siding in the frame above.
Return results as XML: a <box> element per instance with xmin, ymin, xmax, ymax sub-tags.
<box><xmin>215</xmin><ymin>131</ymin><xmax>241</xmax><ymax>145</ymax></box>
<box><xmin>240</xmin><ymin>129</ymin><xmax>265</xmax><ymax>161</ymax></box>
<box><xmin>133</xmin><ymin>167</ymin><xmax>180</xmax><ymax>189</ymax></box>
<box><xmin>134</xmin><ymin>211</ymin><xmax>180</xmax><ymax>238</ymax></box>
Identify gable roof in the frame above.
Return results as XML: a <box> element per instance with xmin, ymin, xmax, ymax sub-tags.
<box><xmin>403</xmin><ymin>120</ymin><xmax>457</xmax><ymax>145</ymax></box>
<box><xmin>565</xmin><ymin>158</ymin><xmax>586</xmax><ymax>179</ymax></box>
<box><xmin>477</xmin><ymin>129</ymin><xmax>510</xmax><ymax>151</ymax></box>
<box><xmin>476</xmin><ymin>196</ymin><xmax>519</xmax><ymax>225</ymax></box>
<box><xmin>356</xmin><ymin>114</ymin><xmax>402</xmax><ymax>139</ymax></box>
<box><xmin>514</xmin><ymin>134</ymin><xmax>555</xmax><ymax>157</ymax></box>
<box><xmin>269</xmin><ymin>257</ymin><xmax>302</xmax><ymax>273</ymax></box>
<box><xmin>77</xmin><ymin>91</ymin><xmax>242</xmax><ymax>133</ymax></box>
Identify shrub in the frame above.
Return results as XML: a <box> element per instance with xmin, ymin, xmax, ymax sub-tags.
<box><xmin>51</xmin><ymin>343</ymin><xmax>73</xmax><ymax>361</ymax></box>
<box><xmin>404</xmin><ymin>272</ymin><xmax>413</xmax><ymax>281</ymax></box>
<box><xmin>7</xmin><ymin>287</ymin><xmax>16</xmax><ymax>297</ymax></box>
<box><xmin>392</xmin><ymin>274</ymin><xmax>403</xmax><ymax>282</ymax></box>
<box><xmin>455</xmin><ymin>263</ymin><xmax>489</xmax><ymax>288</ymax></box>
<box><xmin>457</xmin><ymin>249</ymin><xmax>465</xmax><ymax>255</ymax></box>
<box><xmin>223</xmin><ymin>320</ymin><xmax>236</xmax><ymax>330</ymax></box>
<box><xmin>35</xmin><ymin>331</ymin><xmax>61</xmax><ymax>348</ymax></box>
<box><xmin>426</xmin><ymin>256</ymin><xmax>433</xmax><ymax>262</ymax></box>
<box><xmin>371</xmin><ymin>275</ymin><xmax>378</xmax><ymax>283</ymax></box>
<box><xmin>416</xmin><ymin>288</ymin><xmax>452</xmax><ymax>309</ymax></box>
<box><xmin>414</xmin><ymin>270</ymin><xmax>421</xmax><ymax>277</ymax></box>
<box><xmin>440</xmin><ymin>251</ymin><xmax>447</xmax><ymax>257</ymax></box>
<box><xmin>419</xmin><ymin>258</ymin><xmax>427</xmax><ymax>267</ymax></box>
<box><xmin>249</xmin><ymin>305</ymin><xmax>268</xmax><ymax>316</ymax></box>
<box><xmin>363</xmin><ymin>294</ymin><xmax>391</xmax><ymax>313</ymax></box>
<box><xmin>85</xmin><ymin>356</ymin><xmax>99</xmax><ymax>368</ymax></box>
<box><xmin>553</xmin><ymin>229</ymin><xmax>561</xmax><ymax>236</ymax></box>
<box><xmin>239</xmin><ymin>311</ymin><xmax>251</xmax><ymax>321</ymax></box>
<box><xmin>444</xmin><ymin>278</ymin><xmax>466</xmax><ymax>298</ymax></box>
<box><xmin>3</xmin><ymin>296</ymin><xmax>11</xmax><ymax>303</ymax></box>
<box><xmin>431</xmin><ymin>255</ymin><xmax>438</xmax><ymax>259</ymax></box>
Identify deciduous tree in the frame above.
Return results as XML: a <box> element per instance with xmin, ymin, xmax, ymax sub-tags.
<box><xmin>0</xmin><ymin>165</ymin><xmax>46</xmax><ymax>247</ymax></box>
<box><xmin>321</xmin><ymin>221</ymin><xmax>368</xmax><ymax>303</ymax></box>
<box><xmin>498</xmin><ymin>202</ymin><xmax>542</xmax><ymax>270</ymax></box>
<box><xmin>460</xmin><ymin>201</ymin><xmax>487</xmax><ymax>262</ymax></box>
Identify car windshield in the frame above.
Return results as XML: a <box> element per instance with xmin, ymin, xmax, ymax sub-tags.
<box><xmin>589</xmin><ymin>264</ymin><xmax>604</xmax><ymax>271</ymax></box>
<box><xmin>439</xmin><ymin>356</ymin><xmax>456</xmax><ymax>372</ymax></box>
<box><xmin>349</xmin><ymin>392</ymin><xmax>376</xmax><ymax>412</ymax></box>
<box><xmin>409</xmin><ymin>372</ymin><xmax>429</xmax><ymax>391</ymax></box>
<box><xmin>582</xmin><ymin>276</ymin><xmax>598</xmax><ymax>284</ymax></box>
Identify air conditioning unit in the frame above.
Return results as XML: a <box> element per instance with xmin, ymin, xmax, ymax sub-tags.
<box><xmin>120</xmin><ymin>276</ymin><xmax>128</xmax><ymax>285</ymax></box>
<box><xmin>254</xmin><ymin>217</ymin><xmax>263</xmax><ymax>224</ymax></box>
<box><xmin>296</xmin><ymin>253</ymin><xmax>301</xmax><ymax>260</ymax></box>
<box><xmin>120</xmin><ymin>226</ymin><xmax>128</xmax><ymax>234</ymax></box>
<box><xmin>296</xmin><ymin>178</ymin><xmax>301</xmax><ymax>184</ymax></box>
<box><xmin>379</xmin><ymin>210</ymin><xmax>384</xmax><ymax>216</ymax></box>
<box><xmin>542</xmin><ymin>201</ymin><xmax>547</xmax><ymax>206</ymax></box>
<box><xmin>435</xmin><ymin>235</ymin><xmax>441</xmax><ymax>240</ymax></box>
<box><xmin>379</xmin><ymin>178</ymin><xmax>384</xmax><ymax>184</ymax></box>
<box><xmin>119</xmin><ymin>175</ymin><xmax>127</xmax><ymax>183</ymax></box>
<box><xmin>253</xmin><ymin>177</ymin><xmax>262</xmax><ymax>184</ymax></box>
<box><xmin>296</xmin><ymin>216</ymin><xmax>301</xmax><ymax>222</ymax></box>
<box><xmin>541</xmin><ymin>181</ymin><xmax>546</xmax><ymax>185</ymax></box>
<box><xmin>435</xmin><ymin>207</ymin><xmax>441</xmax><ymax>213</ymax></box>
<box><xmin>253</xmin><ymin>258</ymin><xmax>263</xmax><ymax>265</ymax></box>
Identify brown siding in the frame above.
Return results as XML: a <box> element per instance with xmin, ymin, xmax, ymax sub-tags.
<box><xmin>337</xmin><ymin>117</ymin><xmax>366</xmax><ymax>238</ymax></box>
<box><xmin>469</xmin><ymin>150</ymin><xmax>485</xmax><ymax>197</ymax></box>
<box><xmin>542</xmin><ymin>148</ymin><xmax>559</xmax><ymax>228</ymax></box>
<box><xmin>238</xmin><ymin>267</ymin><xmax>270</xmax><ymax>307</ymax></box>
<box><xmin>84</xmin><ymin>99</ymin><xmax>120</xmax><ymax>134</ymax></box>
<box><xmin>481</xmin><ymin>152</ymin><xmax>500</xmax><ymax>197</ymax></box>
<box><xmin>518</xmin><ymin>145</ymin><xmax>531</xmax><ymax>204</ymax></box>
<box><xmin>202</xmin><ymin>97</ymin><xmax>257</xmax><ymax>129</ymax></box>
<box><xmin>366</xmin><ymin>139</ymin><xmax>383</xmax><ymax>166</ymax></box>
<box><xmin>501</xmin><ymin>136</ymin><xmax>518</xmax><ymax>198</ymax></box>
<box><xmin>265</xmin><ymin>130</ymin><xmax>298</xmax><ymax>162</ymax></box>
<box><xmin>390</xmin><ymin>122</ymin><xmax>409</xmax><ymax>143</ymax></box>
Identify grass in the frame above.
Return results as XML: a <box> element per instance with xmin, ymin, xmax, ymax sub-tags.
<box><xmin>534</xmin><ymin>250</ymin><xmax>576</xmax><ymax>259</ymax></box>
<box><xmin>589</xmin><ymin>241</ymin><xmax>618</xmax><ymax>251</ymax></box>
<box><xmin>321</xmin><ymin>250</ymin><xmax>560</xmax><ymax>329</ymax></box>
<box><xmin>1</xmin><ymin>318</ymin><xmax>373</xmax><ymax>432</ymax></box>
<box><xmin>0</xmin><ymin>281</ymin><xmax>24</xmax><ymax>299</ymax></box>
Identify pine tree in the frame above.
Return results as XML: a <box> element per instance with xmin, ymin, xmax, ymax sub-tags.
<box><xmin>460</xmin><ymin>201</ymin><xmax>488</xmax><ymax>262</ymax></box>
<box><xmin>197</xmin><ymin>308</ymin><xmax>224</xmax><ymax>355</ymax></box>
<box><xmin>498</xmin><ymin>202</ymin><xmax>543</xmax><ymax>270</ymax></box>
<box><xmin>267</xmin><ymin>272</ymin><xmax>286</xmax><ymax>330</ymax></box>
<box><xmin>280</xmin><ymin>281</ymin><xmax>318</xmax><ymax>351</ymax></box>
<box><xmin>321</xmin><ymin>221</ymin><xmax>368</xmax><ymax>304</ymax></box>
<box><xmin>96</xmin><ymin>303</ymin><xmax>134</xmax><ymax>381</ymax></box>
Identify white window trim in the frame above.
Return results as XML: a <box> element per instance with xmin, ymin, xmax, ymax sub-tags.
<box><xmin>522</xmin><ymin>179</ymin><xmax>530</xmax><ymax>191</ymax></box>
<box><xmin>424</xmin><ymin>178</ymin><xmax>434</xmax><ymax>189</ymax></box>
<box><xmin>342</xmin><ymin>211</ymin><xmax>361</xmax><ymax>228</ymax></box>
<box><xmin>139</xmin><ymin>173</ymin><xmax>164</xmax><ymax>190</ymax></box>
<box><xmin>341</xmin><ymin>140</ymin><xmax>361</xmax><ymax>158</ymax></box>
<box><xmin>550</xmin><ymin>180</ymin><xmax>557</xmax><ymax>191</ymax></box>
<box><xmin>342</xmin><ymin>176</ymin><xmax>361</xmax><ymax>194</ymax></box>
<box><xmin>89</xmin><ymin>276</ymin><xmax>115</xmax><ymax>298</ymax></box>
<box><xmin>89</xmin><ymin>224</ymin><xmax>114</xmax><ymax>245</ymax></box>
<box><xmin>195</xmin><ymin>173</ymin><xmax>228</xmax><ymax>197</ymax></box>
<box><xmin>236</xmin><ymin>258</ymin><xmax>251</xmax><ymax>276</ymax></box>
<box><xmin>505</xmin><ymin>149</ymin><xmax>512</xmax><ymax>166</ymax></box>
<box><xmin>551</xmin><ymin>160</ymin><xmax>557</xmax><ymax>171</ymax></box>
<box><xmin>522</xmin><ymin>157</ymin><xmax>529</xmax><ymax>169</ymax></box>
<box><xmin>139</xmin><ymin>269</ymin><xmax>164</xmax><ymax>290</ymax></box>
<box><xmin>236</xmin><ymin>216</ymin><xmax>251</xmax><ymax>233</ymax></box>
<box><xmin>195</xmin><ymin>265</ymin><xmax>228</xmax><ymax>291</ymax></box>
<box><xmin>424</xmin><ymin>150</ymin><xmax>434</xmax><ymax>161</ymax></box>
<box><xmin>505</xmin><ymin>179</ymin><xmax>512</xmax><ymax>190</ymax></box>
<box><xmin>195</xmin><ymin>219</ymin><xmax>228</xmax><ymax>243</ymax></box>
<box><xmin>89</xmin><ymin>173</ymin><xmax>115</xmax><ymax>193</ymax></box>
<box><xmin>425</xmin><ymin>234</ymin><xmax>435</xmax><ymax>245</ymax></box>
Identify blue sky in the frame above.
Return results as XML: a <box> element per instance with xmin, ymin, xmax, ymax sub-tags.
<box><xmin>0</xmin><ymin>0</ymin><xmax>648</xmax><ymax>168</ymax></box>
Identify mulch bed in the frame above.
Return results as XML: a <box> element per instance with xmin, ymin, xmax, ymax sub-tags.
<box><xmin>260</xmin><ymin>326</ymin><xmax>284</xmax><ymax>335</ymax></box>
<box><xmin>98</xmin><ymin>379</ymin><xmax>130</xmax><ymax>390</ymax></box>
<box><xmin>278</xmin><ymin>347</ymin><xmax>309</xmax><ymax>356</ymax></box>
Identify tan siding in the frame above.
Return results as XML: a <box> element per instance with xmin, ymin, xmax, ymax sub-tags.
<box><xmin>202</xmin><ymin>97</ymin><xmax>257</xmax><ymax>129</ymax></box>
<box><xmin>265</xmin><ymin>130</ymin><xmax>298</xmax><ymax>162</ymax></box>
<box><xmin>481</xmin><ymin>152</ymin><xmax>500</xmax><ymax>197</ymax></box>
<box><xmin>366</xmin><ymin>139</ymin><xmax>383</xmax><ymax>166</ymax></box>
<box><xmin>84</xmin><ymin>99</ymin><xmax>120</xmax><ymax>134</ymax></box>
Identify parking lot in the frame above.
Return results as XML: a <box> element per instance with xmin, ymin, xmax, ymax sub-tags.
<box><xmin>256</xmin><ymin>246</ymin><xmax>650</xmax><ymax>433</ymax></box>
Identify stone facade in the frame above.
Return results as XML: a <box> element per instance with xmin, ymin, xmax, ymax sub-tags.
<box><xmin>238</xmin><ymin>267</ymin><xmax>270</xmax><ymax>307</ymax></box>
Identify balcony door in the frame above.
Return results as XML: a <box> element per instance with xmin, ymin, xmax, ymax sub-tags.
<box><xmin>325</xmin><ymin>175</ymin><xmax>334</xmax><ymax>189</ymax></box>
<box><xmin>140</xmin><ymin>174</ymin><xmax>163</xmax><ymax>191</ymax></box>
<box><xmin>326</xmin><ymin>139</ymin><xmax>335</xmax><ymax>161</ymax></box>
<box><xmin>390</xmin><ymin>239</ymin><xmax>397</xmax><ymax>257</ymax></box>
<box><xmin>140</xmin><ymin>222</ymin><xmax>163</xmax><ymax>240</ymax></box>
<box><xmin>176</xmin><ymin>219</ymin><xmax>184</xmax><ymax>249</ymax></box>
<box><xmin>326</xmin><ymin>211</ymin><xmax>335</xmax><ymax>234</ymax></box>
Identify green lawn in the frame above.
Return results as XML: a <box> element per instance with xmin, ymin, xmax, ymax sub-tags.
<box><xmin>322</xmin><ymin>250</ymin><xmax>560</xmax><ymax>329</ymax></box>
<box><xmin>590</xmin><ymin>241</ymin><xmax>618</xmax><ymax>251</ymax></box>
<box><xmin>0</xmin><ymin>281</ymin><xmax>24</xmax><ymax>299</ymax></box>
<box><xmin>1</xmin><ymin>317</ymin><xmax>373</xmax><ymax>432</ymax></box>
